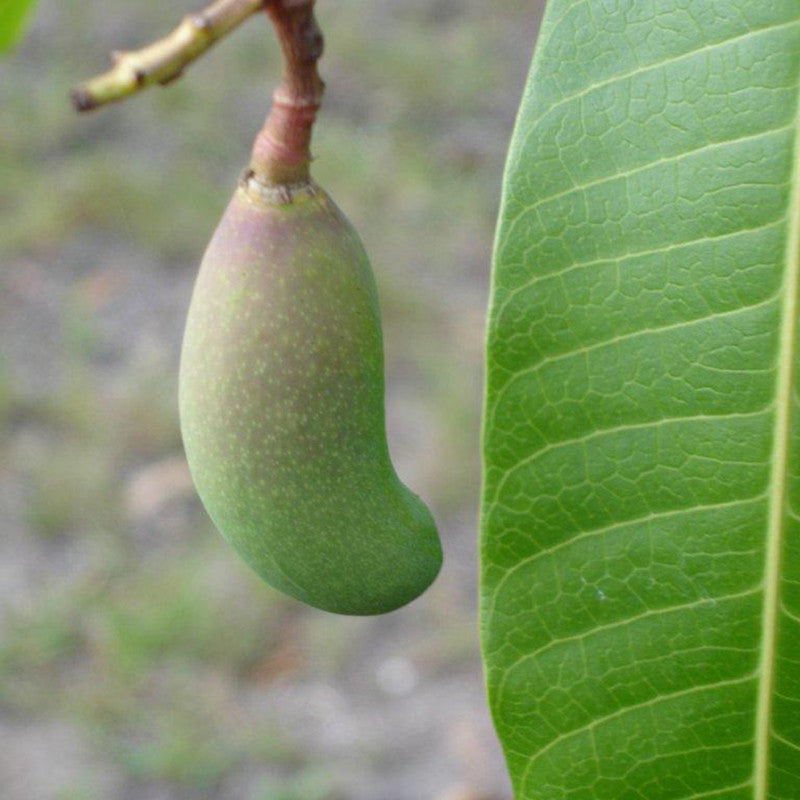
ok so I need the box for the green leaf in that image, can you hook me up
[0,0,38,52]
[480,2,800,798]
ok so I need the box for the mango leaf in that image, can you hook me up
[480,2,800,798]
[0,0,38,52]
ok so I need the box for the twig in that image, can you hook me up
[71,0,268,112]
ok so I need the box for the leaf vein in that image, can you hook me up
[490,294,779,422]
[519,674,758,789]
[485,494,768,613]
[496,585,762,688]
[500,409,773,482]
[751,68,800,800]
[504,125,793,239]
[509,17,800,186]
[495,217,786,304]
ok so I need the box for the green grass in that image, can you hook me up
[254,768,343,800]
[26,439,121,538]
[0,546,306,787]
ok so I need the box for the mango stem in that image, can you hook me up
[248,0,325,188]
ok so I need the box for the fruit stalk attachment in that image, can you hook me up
[247,0,324,187]
[71,0,268,112]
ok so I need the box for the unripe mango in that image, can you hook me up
[179,177,442,615]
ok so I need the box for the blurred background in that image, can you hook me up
[0,1,542,797]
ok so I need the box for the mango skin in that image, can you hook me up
[179,182,442,615]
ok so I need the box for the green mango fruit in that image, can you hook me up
[179,177,443,615]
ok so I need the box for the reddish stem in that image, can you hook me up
[249,0,325,187]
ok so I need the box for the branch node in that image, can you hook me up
[189,13,213,33]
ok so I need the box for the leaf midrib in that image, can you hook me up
[753,79,800,800]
